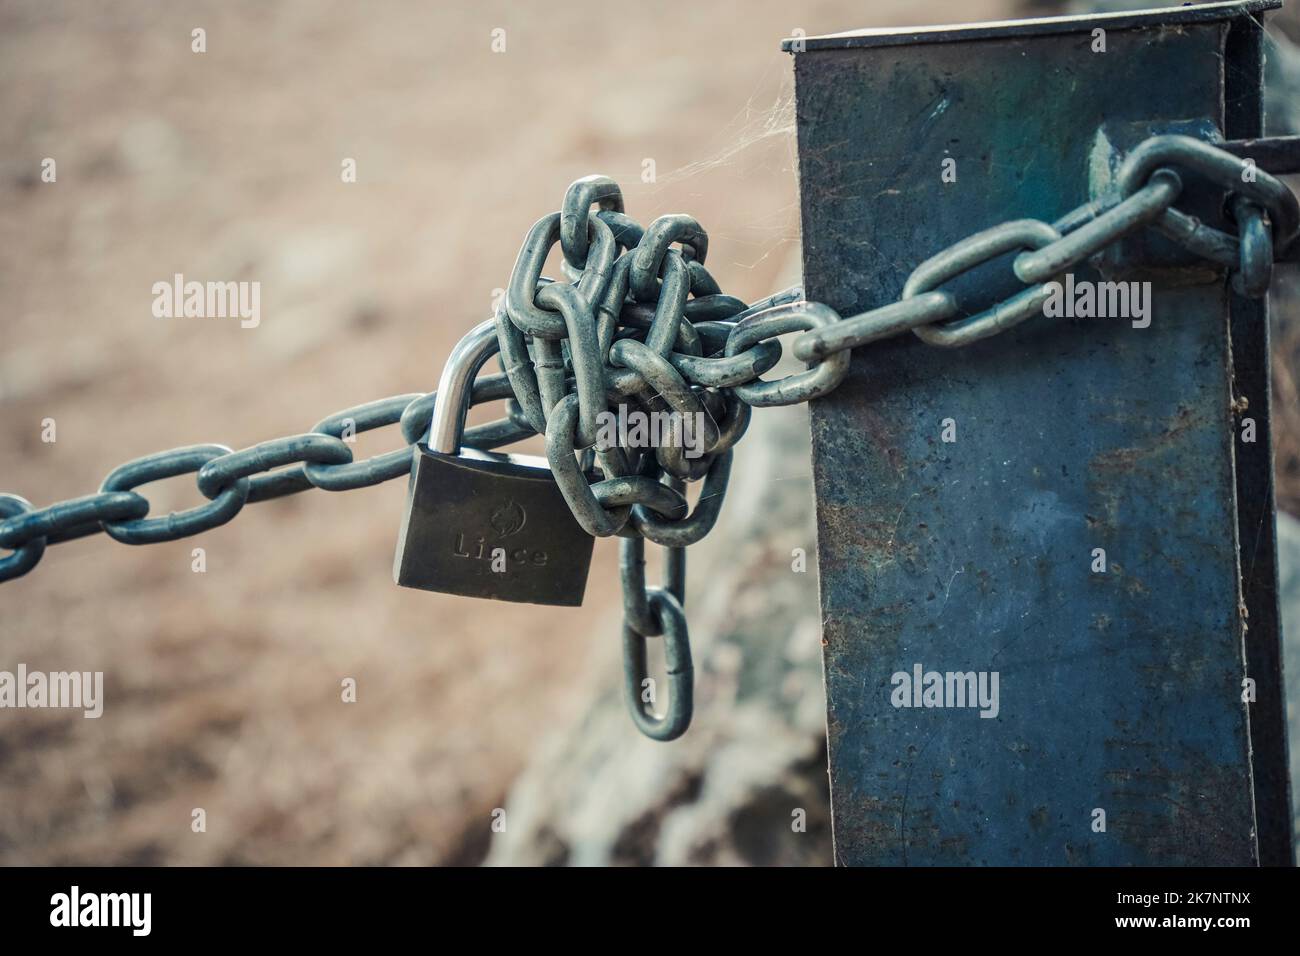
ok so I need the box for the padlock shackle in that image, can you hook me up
[429,317,500,454]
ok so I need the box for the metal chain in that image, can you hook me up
[2,134,1295,743]
[0,377,527,570]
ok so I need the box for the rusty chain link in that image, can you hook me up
[2,133,1296,741]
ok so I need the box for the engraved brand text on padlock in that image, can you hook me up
[393,318,594,605]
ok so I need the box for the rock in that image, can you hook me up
[1277,510,1300,854]
[485,397,834,866]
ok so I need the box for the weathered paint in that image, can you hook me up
[790,1,1291,865]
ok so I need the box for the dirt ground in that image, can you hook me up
[1,0,1296,866]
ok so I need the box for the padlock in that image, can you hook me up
[393,318,594,605]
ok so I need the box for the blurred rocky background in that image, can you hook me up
[1,0,1298,866]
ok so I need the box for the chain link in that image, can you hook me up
[0,388,525,560]
[2,133,1295,742]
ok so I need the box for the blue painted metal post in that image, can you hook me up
[789,1,1292,865]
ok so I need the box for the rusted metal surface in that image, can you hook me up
[1222,135,1300,175]
[792,2,1290,865]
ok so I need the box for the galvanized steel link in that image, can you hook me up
[725,301,850,405]
[560,174,624,268]
[906,219,1064,348]
[622,587,694,742]
[100,445,251,546]
[0,490,149,551]
[0,494,47,580]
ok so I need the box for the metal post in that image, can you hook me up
[789,0,1292,865]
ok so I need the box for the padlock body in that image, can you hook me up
[394,444,593,606]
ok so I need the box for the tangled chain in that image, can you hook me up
[2,134,1295,741]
